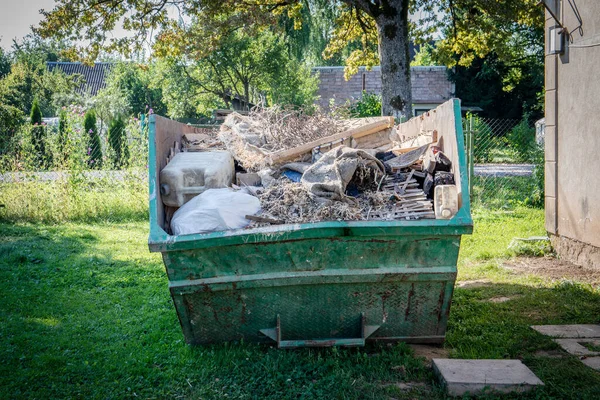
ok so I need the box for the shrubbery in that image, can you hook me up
[84,110,102,168]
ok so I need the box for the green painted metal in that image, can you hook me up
[149,99,472,347]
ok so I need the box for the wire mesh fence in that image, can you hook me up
[463,115,544,210]
[0,108,545,223]
[0,107,152,223]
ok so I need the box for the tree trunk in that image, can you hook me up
[374,0,412,119]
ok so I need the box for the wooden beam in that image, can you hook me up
[269,117,394,165]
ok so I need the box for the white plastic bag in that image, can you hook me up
[170,188,261,235]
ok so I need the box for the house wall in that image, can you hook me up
[313,66,454,113]
[545,0,600,267]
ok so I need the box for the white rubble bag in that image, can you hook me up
[170,188,261,235]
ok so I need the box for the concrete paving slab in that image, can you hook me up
[531,324,600,338]
[554,338,600,356]
[432,359,543,397]
[581,357,600,371]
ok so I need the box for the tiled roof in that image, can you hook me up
[46,62,113,96]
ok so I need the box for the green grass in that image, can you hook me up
[1,205,599,398]
[0,173,147,224]
[470,176,542,209]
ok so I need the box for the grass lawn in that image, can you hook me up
[1,206,599,399]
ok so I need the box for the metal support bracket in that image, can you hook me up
[260,313,381,349]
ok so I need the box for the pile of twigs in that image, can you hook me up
[254,178,393,225]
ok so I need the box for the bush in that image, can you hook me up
[526,143,545,207]
[84,110,102,169]
[0,104,24,155]
[30,98,48,168]
[468,114,496,163]
[108,116,128,168]
[349,92,382,117]
[505,116,536,162]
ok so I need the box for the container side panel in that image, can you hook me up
[163,236,461,281]
[170,270,455,345]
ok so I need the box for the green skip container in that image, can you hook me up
[148,99,473,348]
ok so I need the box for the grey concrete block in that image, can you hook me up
[432,359,544,397]
[554,338,600,356]
[531,324,600,338]
[581,357,600,371]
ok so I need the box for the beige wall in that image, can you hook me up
[545,0,600,249]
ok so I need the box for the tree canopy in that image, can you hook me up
[34,0,544,117]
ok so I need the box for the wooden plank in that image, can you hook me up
[269,117,394,164]
[394,129,438,150]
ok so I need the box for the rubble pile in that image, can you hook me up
[158,107,460,235]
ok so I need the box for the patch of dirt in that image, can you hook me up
[503,256,600,285]
[485,295,520,303]
[383,381,427,391]
[456,279,492,289]
[409,344,450,367]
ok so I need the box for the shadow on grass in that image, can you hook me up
[447,282,600,399]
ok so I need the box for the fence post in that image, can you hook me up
[468,115,474,196]
[140,113,146,136]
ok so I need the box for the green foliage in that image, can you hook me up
[29,98,49,168]
[349,92,382,117]
[154,30,318,117]
[468,114,495,163]
[11,34,71,65]
[97,62,166,118]
[30,98,42,125]
[56,110,69,165]
[0,46,10,79]
[280,1,342,66]
[411,0,543,69]
[1,104,147,175]
[450,53,544,120]
[528,143,545,207]
[266,57,320,109]
[84,110,102,169]
[411,43,436,67]
[0,104,24,154]
[505,115,536,162]
[0,57,81,118]
[108,116,129,168]
[508,237,553,257]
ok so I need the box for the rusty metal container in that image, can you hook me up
[148,99,472,347]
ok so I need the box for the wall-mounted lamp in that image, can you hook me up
[540,1,566,55]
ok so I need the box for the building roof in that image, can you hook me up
[46,62,113,96]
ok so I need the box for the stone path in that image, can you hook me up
[531,324,600,372]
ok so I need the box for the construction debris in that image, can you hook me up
[161,105,460,233]
[182,132,224,150]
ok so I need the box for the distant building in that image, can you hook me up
[46,62,113,96]
[544,0,600,268]
[313,66,455,115]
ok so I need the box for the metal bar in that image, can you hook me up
[261,312,380,349]
[278,338,366,349]
[169,267,458,294]
[468,115,475,196]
